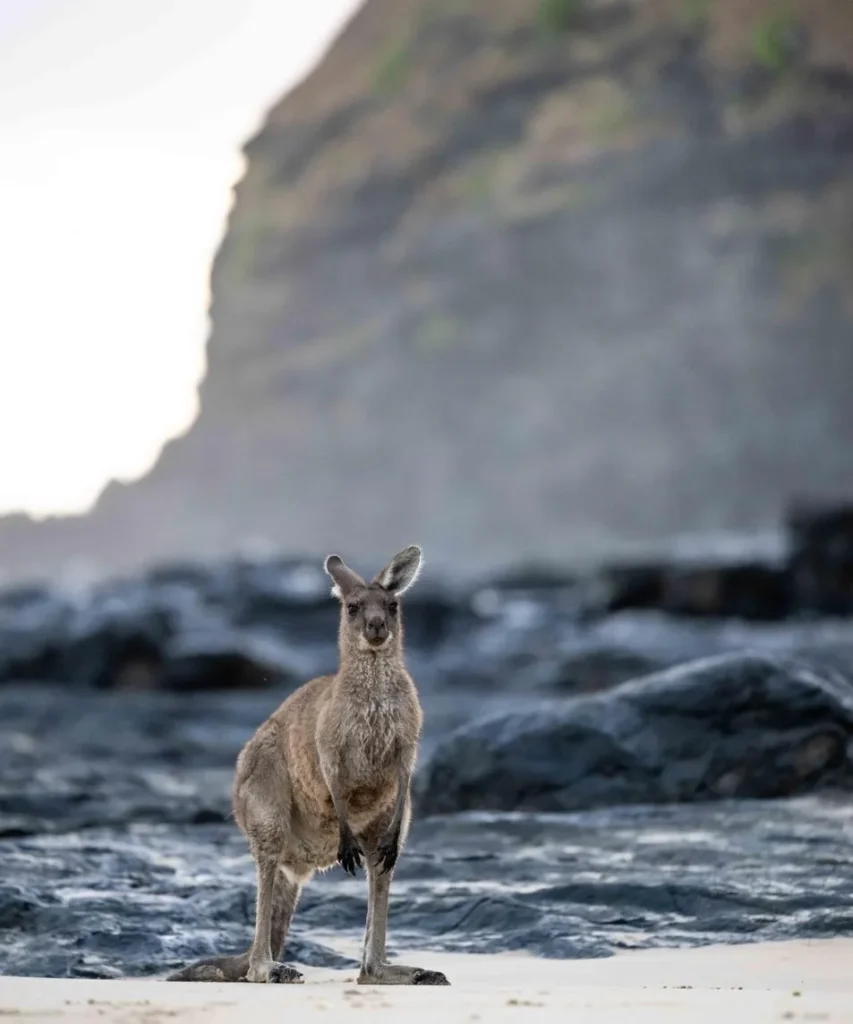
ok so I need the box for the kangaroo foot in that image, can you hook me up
[246,960,304,984]
[358,963,449,986]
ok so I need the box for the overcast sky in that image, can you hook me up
[0,0,359,516]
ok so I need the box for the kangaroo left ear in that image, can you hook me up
[372,545,423,595]
[324,554,366,600]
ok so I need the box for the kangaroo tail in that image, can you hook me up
[166,951,250,982]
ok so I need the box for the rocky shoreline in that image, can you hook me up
[1,505,853,978]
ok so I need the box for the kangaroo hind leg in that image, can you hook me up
[358,859,448,986]
[238,755,304,985]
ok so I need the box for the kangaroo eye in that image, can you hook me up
[388,601,398,615]
[347,603,359,617]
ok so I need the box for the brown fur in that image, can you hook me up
[167,546,449,986]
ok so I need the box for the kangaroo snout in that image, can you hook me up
[365,615,389,645]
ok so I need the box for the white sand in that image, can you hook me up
[2,939,852,1022]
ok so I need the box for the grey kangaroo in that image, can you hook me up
[168,545,449,986]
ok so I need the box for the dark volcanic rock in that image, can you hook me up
[5,547,853,979]
[0,558,460,692]
[0,687,271,836]
[789,501,853,615]
[3,647,853,977]
[4,513,853,698]
[0,567,327,692]
[2,799,853,976]
[414,652,853,816]
[0,683,559,838]
[428,593,853,699]
[595,557,792,621]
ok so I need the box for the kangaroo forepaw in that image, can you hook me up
[375,832,400,874]
[337,829,364,876]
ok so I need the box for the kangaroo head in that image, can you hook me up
[324,545,422,655]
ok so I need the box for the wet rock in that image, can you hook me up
[427,603,853,701]
[592,556,792,621]
[5,534,853,981]
[0,588,72,683]
[0,683,554,837]
[61,579,307,693]
[0,574,321,692]
[0,557,457,692]
[3,799,853,975]
[217,556,459,650]
[414,652,853,816]
[788,501,853,614]
[161,629,307,692]
[0,687,265,836]
[0,511,852,695]
[3,664,853,977]
[0,884,49,930]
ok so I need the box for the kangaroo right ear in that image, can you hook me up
[324,555,366,600]
[373,545,423,595]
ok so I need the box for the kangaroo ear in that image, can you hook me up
[373,545,423,595]
[324,555,366,600]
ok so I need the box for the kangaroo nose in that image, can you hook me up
[367,615,384,632]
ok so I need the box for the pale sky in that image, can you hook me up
[0,0,359,517]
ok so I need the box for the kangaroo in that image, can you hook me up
[167,545,449,986]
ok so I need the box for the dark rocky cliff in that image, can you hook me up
[3,0,853,583]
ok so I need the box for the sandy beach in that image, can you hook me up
[2,938,852,1023]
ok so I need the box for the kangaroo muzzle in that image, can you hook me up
[365,615,389,646]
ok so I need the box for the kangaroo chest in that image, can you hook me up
[339,666,413,783]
